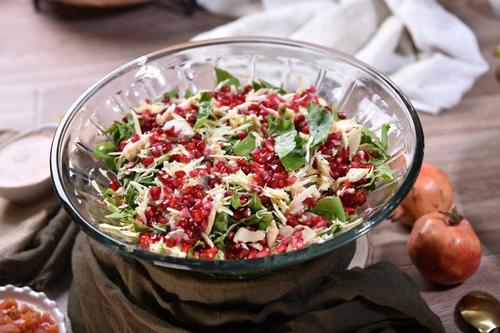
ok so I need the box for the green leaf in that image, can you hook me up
[233,132,257,157]
[230,192,241,209]
[106,116,136,147]
[274,130,297,159]
[360,123,391,159]
[163,87,179,100]
[380,123,390,152]
[252,79,286,94]
[91,141,116,168]
[212,232,227,250]
[125,184,138,205]
[312,196,346,222]
[331,104,340,122]
[187,240,205,258]
[248,194,263,212]
[213,212,229,233]
[280,136,307,172]
[215,67,240,87]
[362,163,393,189]
[132,221,152,232]
[243,210,273,230]
[183,89,193,99]
[194,92,213,131]
[307,102,332,149]
[267,112,294,137]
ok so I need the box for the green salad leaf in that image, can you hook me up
[248,194,263,212]
[183,89,193,99]
[187,240,205,258]
[106,116,136,146]
[244,210,273,230]
[193,92,212,131]
[307,102,332,149]
[233,132,257,157]
[215,67,240,88]
[361,123,391,159]
[312,196,347,222]
[362,163,393,189]
[163,87,179,100]
[230,192,241,209]
[252,79,285,94]
[91,141,116,168]
[280,136,307,172]
[213,212,230,233]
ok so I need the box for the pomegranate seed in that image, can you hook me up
[130,133,140,142]
[142,157,154,166]
[149,186,161,200]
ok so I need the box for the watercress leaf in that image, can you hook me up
[213,212,229,233]
[362,163,393,189]
[230,192,241,209]
[274,129,297,159]
[125,184,138,205]
[307,102,332,149]
[280,136,307,172]
[244,210,273,230]
[91,141,116,168]
[252,79,286,94]
[106,116,135,146]
[360,124,391,158]
[132,221,152,233]
[163,87,179,100]
[215,67,240,87]
[312,196,346,222]
[233,132,257,157]
[248,194,263,212]
[267,112,293,137]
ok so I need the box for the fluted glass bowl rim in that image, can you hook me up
[50,37,424,273]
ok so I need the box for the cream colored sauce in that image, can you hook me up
[0,135,51,187]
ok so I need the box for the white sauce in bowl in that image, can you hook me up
[0,135,52,188]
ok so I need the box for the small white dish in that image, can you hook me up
[0,284,66,333]
[0,125,57,202]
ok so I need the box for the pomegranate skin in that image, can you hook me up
[402,163,454,222]
[408,211,481,285]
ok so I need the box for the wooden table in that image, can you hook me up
[1,1,499,331]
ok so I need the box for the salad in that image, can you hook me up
[91,68,393,260]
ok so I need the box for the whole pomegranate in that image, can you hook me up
[394,163,454,226]
[408,208,481,285]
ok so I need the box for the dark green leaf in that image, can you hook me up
[243,210,273,230]
[252,79,286,94]
[360,123,391,159]
[307,102,332,149]
[230,192,241,209]
[312,196,346,222]
[267,112,294,137]
[215,67,240,87]
[248,194,263,212]
[163,87,179,100]
[132,221,152,232]
[106,116,136,147]
[187,240,205,258]
[233,133,257,157]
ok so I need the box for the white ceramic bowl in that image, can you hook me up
[0,125,57,202]
[0,284,66,333]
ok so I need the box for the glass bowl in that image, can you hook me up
[50,37,424,276]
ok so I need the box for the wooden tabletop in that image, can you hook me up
[1,1,499,332]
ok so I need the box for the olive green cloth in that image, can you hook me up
[0,201,79,290]
[68,234,444,333]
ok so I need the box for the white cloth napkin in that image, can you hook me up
[193,0,488,114]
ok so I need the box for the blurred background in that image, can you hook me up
[1,0,499,131]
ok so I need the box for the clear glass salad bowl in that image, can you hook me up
[51,38,423,276]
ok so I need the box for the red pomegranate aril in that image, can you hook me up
[175,170,186,178]
[149,186,161,200]
[142,157,154,166]
[108,180,120,191]
[130,133,140,142]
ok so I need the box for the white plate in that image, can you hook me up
[0,285,66,333]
